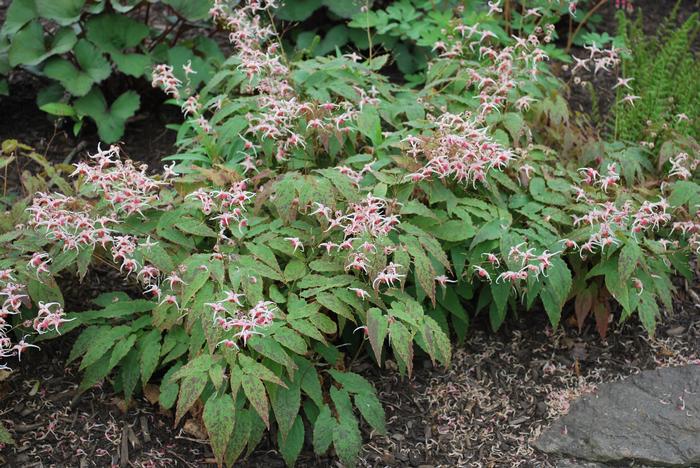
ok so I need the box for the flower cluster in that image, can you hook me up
[403,114,516,187]
[469,244,561,286]
[209,294,276,348]
[0,270,72,370]
[186,183,255,238]
[668,152,698,180]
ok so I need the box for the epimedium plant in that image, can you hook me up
[0,0,223,142]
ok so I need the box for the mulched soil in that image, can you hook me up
[1,274,698,467]
[1,0,700,467]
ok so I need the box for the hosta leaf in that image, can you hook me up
[140,330,162,388]
[277,415,304,467]
[203,392,235,466]
[242,374,270,429]
[313,404,336,454]
[354,391,386,435]
[366,308,388,364]
[175,373,208,425]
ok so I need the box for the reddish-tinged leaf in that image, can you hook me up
[203,393,235,467]
[574,286,595,332]
[366,308,388,365]
[241,374,270,429]
[174,373,207,426]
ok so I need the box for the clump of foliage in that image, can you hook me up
[1,0,699,466]
[0,0,222,142]
[613,6,700,144]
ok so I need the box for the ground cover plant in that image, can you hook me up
[0,0,699,466]
[0,0,222,142]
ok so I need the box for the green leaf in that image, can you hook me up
[39,101,76,117]
[1,0,38,36]
[331,388,362,468]
[162,0,213,20]
[242,374,270,429]
[420,316,451,367]
[539,257,572,328]
[275,0,322,21]
[79,325,131,370]
[432,220,476,242]
[405,236,435,304]
[637,291,658,336]
[111,51,150,77]
[0,421,14,445]
[42,40,111,97]
[109,334,137,368]
[366,308,388,364]
[289,319,326,343]
[85,13,149,55]
[388,321,413,376]
[328,370,375,395]
[159,363,182,409]
[470,218,509,249]
[225,408,251,465]
[239,354,285,387]
[316,292,356,322]
[357,105,382,145]
[175,373,208,425]
[140,330,162,388]
[176,217,219,238]
[120,348,140,402]
[618,241,642,281]
[203,392,236,466]
[354,391,386,435]
[313,404,336,454]
[170,353,214,381]
[273,327,308,354]
[278,415,304,467]
[269,378,300,443]
[78,352,112,392]
[73,88,140,143]
[9,22,77,67]
[284,259,307,282]
[36,0,86,26]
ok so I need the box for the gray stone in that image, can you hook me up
[534,365,700,467]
